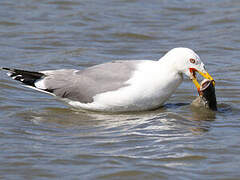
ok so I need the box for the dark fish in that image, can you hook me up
[191,79,217,111]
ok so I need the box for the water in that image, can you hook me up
[0,0,240,179]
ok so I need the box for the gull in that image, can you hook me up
[1,47,215,112]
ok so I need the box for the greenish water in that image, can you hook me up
[0,0,240,179]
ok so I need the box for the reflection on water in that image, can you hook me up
[15,104,213,125]
[0,0,240,179]
[190,106,216,121]
[15,103,217,139]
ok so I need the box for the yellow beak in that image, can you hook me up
[189,68,215,93]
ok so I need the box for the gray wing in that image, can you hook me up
[39,61,142,103]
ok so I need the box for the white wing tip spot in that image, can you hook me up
[34,79,46,89]
[7,72,12,77]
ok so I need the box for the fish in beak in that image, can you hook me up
[189,68,215,93]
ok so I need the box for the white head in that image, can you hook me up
[162,47,215,92]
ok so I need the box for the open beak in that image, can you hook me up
[189,68,215,93]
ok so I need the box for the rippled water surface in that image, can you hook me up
[0,0,240,179]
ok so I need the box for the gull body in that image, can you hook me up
[2,47,214,112]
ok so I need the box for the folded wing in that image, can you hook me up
[2,61,140,103]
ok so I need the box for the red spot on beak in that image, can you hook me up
[197,87,200,95]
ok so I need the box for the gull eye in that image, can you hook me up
[189,58,196,64]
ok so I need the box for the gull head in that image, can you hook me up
[163,47,215,93]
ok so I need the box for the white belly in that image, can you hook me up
[66,64,183,112]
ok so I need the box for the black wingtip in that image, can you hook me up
[1,67,11,71]
[1,67,45,86]
[1,67,14,77]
